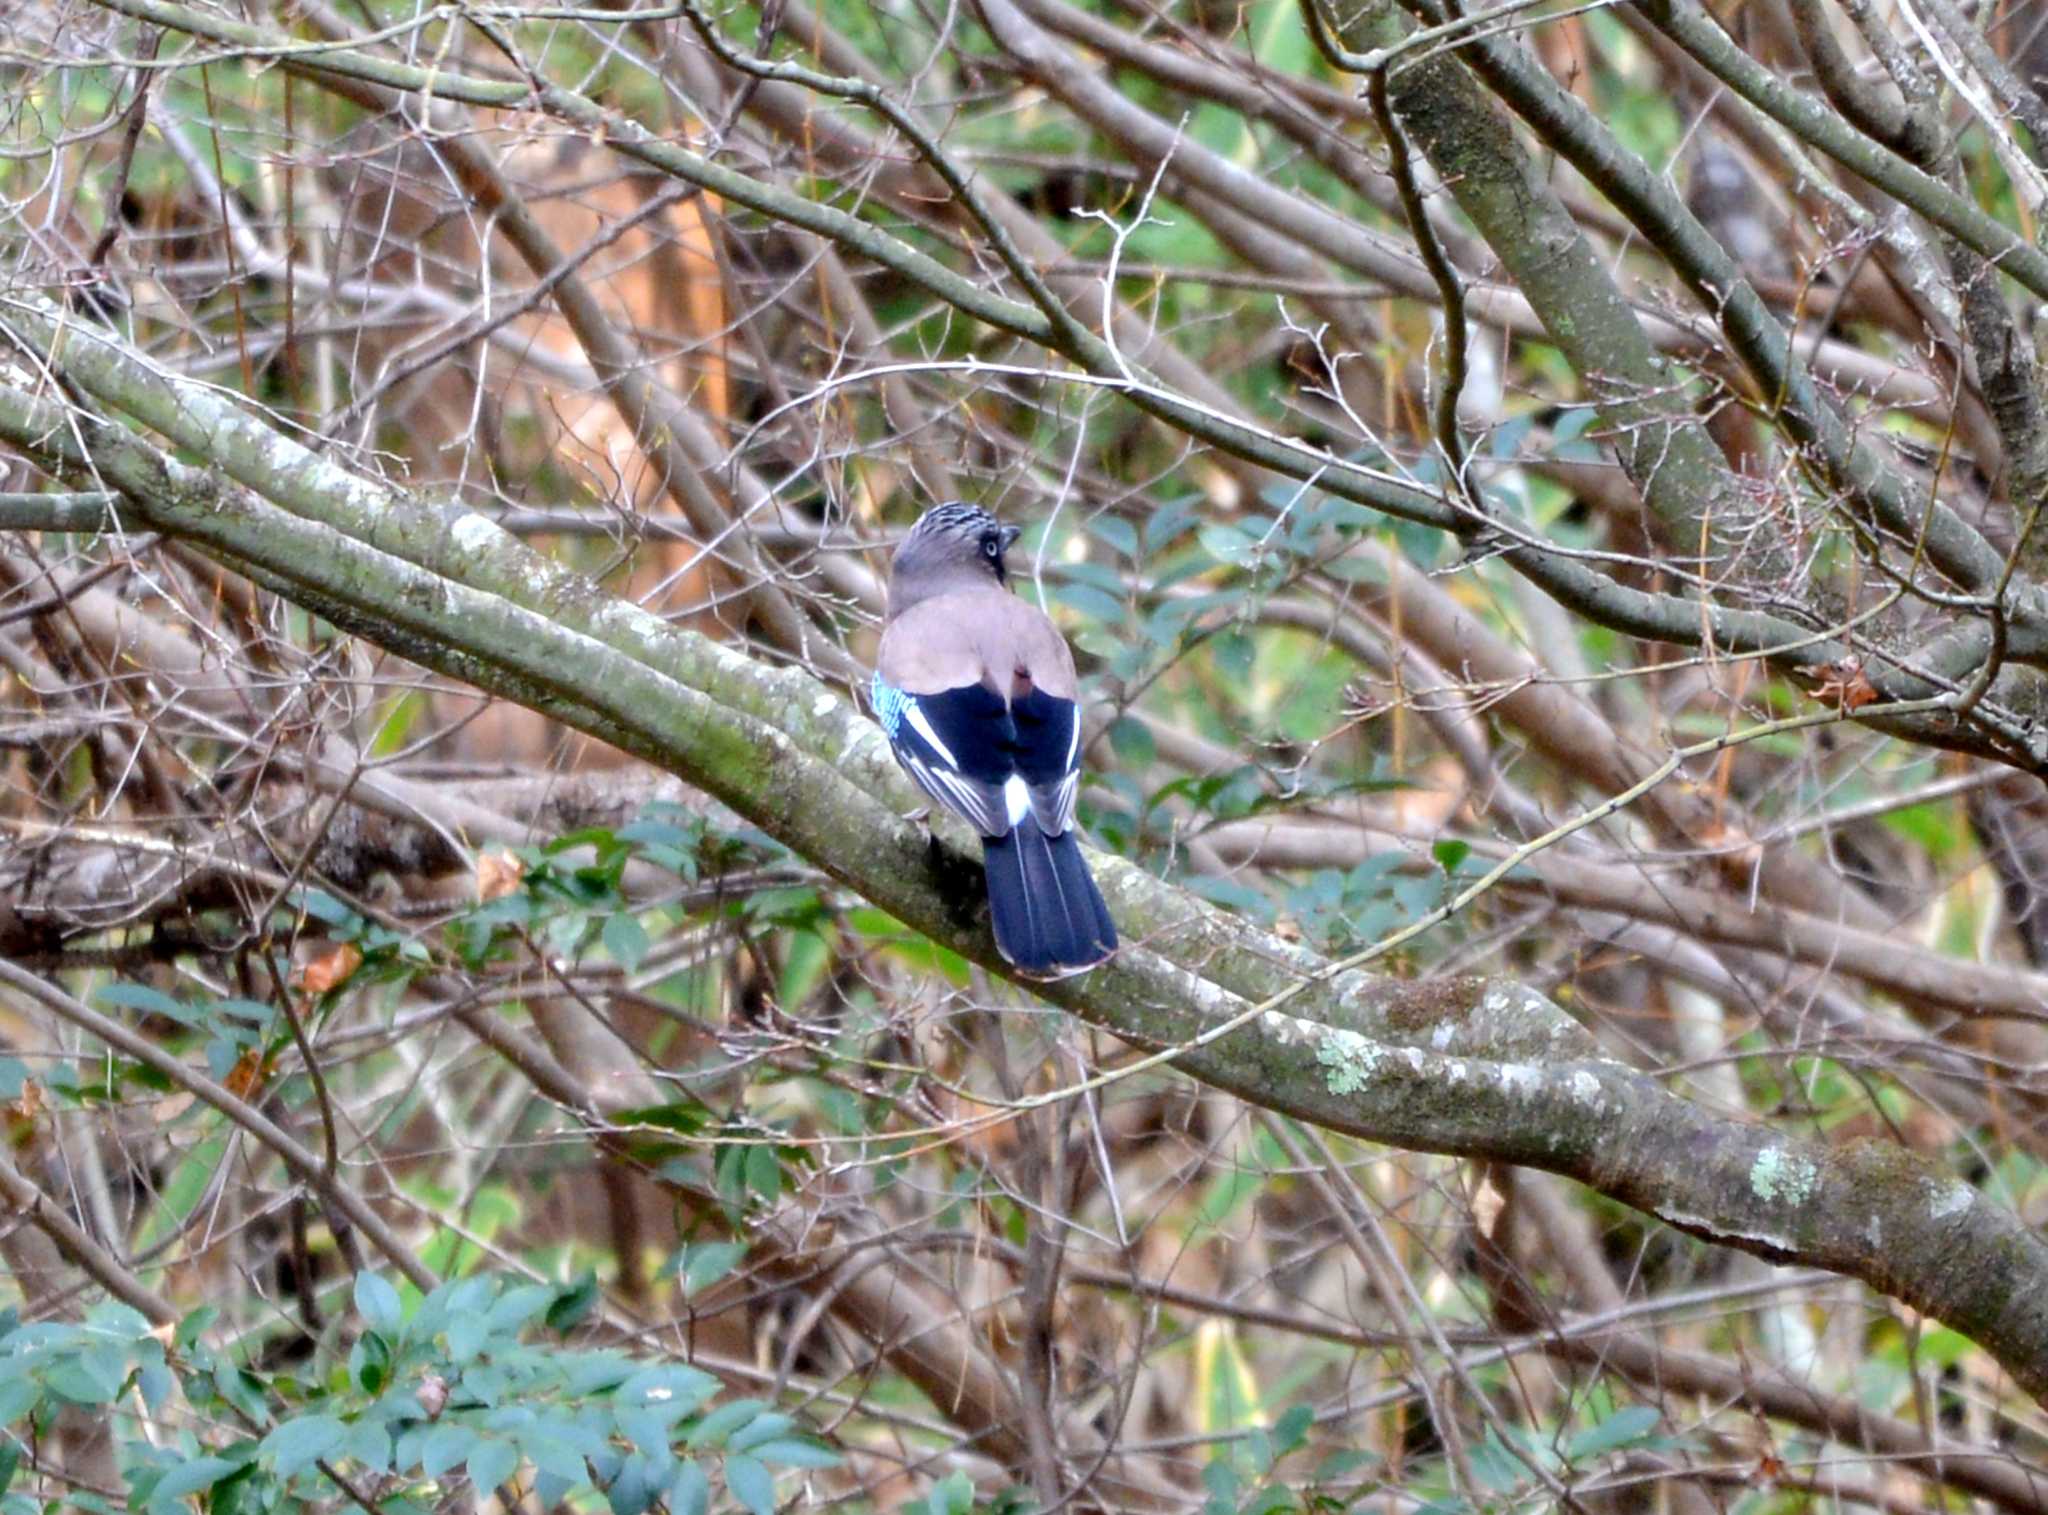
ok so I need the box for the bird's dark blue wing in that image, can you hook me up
[872,676,1086,839]
[872,673,1015,837]
[1010,688,1082,835]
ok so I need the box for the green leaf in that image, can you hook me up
[1243,1487,1297,1515]
[137,1359,174,1414]
[1197,522,1261,567]
[743,1142,782,1206]
[607,1451,658,1515]
[613,1100,711,1137]
[1144,496,1203,551]
[485,1284,555,1333]
[146,1456,237,1511]
[47,1347,126,1405]
[1048,581,1126,626]
[214,998,276,1029]
[1201,1459,1239,1504]
[723,1452,776,1515]
[0,1376,35,1425]
[1431,839,1471,873]
[928,1469,976,1515]
[1182,874,1274,919]
[1469,1431,1527,1492]
[747,1439,841,1469]
[343,1418,392,1474]
[726,1413,794,1453]
[617,817,695,848]
[294,889,360,926]
[1272,1402,1313,1455]
[617,1364,718,1420]
[1567,1405,1661,1461]
[676,1241,748,1296]
[1087,515,1137,558]
[467,1438,519,1496]
[686,1399,764,1449]
[562,1353,634,1395]
[1313,1447,1375,1481]
[670,1459,710,1515]
[175,1306,217,1352]
[354,1272,402,1335]
[617,1408,670,1456]
[1211,630,1255,686]
[93,984,196,1023]
[262,1413,346,1479]
[448,1312,490,1363]
[1107,717,1155,767]
[211,1363,269,1422]
[421,1422,477,1480]
[603,912,650,971]
[518,1432,591,1485]
[546,1272,600,1332]
[349,1330,391,1394]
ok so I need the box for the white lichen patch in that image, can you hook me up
[1570,1069,1602,1107]
[811,693,839,719]
[1749,1146,1820,1208]
[1927,1180,1974,1219]
[451,511,511,555]
[701,638,758,675]
[588,601,672,650]
[1498,1063,1543,1097]
[1431,1022,1455,1051]
[1315,1027,1384,1096]
[1479,984,1524,1021]
[1186,976,1236,1016]
[1269,1011,1335,1048]
[1261,1010,1310,1047]
[617,601,675,637]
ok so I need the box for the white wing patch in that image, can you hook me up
[904,701,959,767]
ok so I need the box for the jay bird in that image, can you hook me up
[871,503,1118,976]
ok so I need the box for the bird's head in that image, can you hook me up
[889,502,1022,611]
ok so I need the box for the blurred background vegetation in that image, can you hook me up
[5,0,2048,1510]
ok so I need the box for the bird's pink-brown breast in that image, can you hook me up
[877,590,1078,701]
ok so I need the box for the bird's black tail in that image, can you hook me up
[981,821,1118,975]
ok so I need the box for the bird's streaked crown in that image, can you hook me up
[889,501,1022,612]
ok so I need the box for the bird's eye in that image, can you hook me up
[983,538,999,556]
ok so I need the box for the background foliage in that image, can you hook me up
[5,0,2048,1510]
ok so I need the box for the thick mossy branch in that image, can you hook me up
[5,369,2048,1404]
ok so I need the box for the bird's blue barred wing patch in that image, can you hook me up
[871,672,910,740]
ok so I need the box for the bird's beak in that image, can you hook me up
[1000,525,1022,550]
